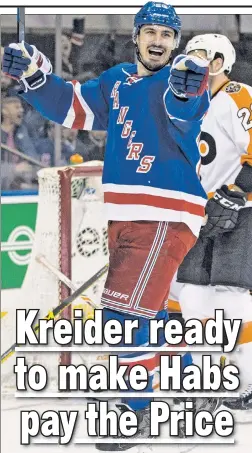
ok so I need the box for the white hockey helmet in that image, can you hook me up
[185,34,236,76]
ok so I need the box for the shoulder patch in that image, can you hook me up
[225,82,241,93]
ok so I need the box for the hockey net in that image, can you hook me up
[1,161,108,398]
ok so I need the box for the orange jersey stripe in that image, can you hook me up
[224,85,252,161]
[208,187,252,202]
[237,320,252,346]
[192,318,252,347]
[167,299,181,313]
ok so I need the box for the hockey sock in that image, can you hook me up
[102,307,156,411]
[154,310,193,386]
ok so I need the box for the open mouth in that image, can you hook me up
[16,114,23,122]
[148,47,165,57]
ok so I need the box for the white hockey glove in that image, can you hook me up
[2,41,52,92]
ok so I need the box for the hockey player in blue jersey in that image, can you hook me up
[3,2,210,450]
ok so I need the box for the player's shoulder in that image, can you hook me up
[98,63,137,94]
[103,63,137,80]
[220,80,252,105]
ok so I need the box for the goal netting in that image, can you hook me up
[1,161,108,398]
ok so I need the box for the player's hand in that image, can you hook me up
[2,41,52,92]
[169,54,209,98]
[200,185,246,237]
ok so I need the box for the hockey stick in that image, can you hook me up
[17,7,25,42]
[36,254,101,309]
[1,263,108,364]
[1,143,46,168]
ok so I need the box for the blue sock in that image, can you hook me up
[103,308,170,411]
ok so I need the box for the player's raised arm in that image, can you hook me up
[2,42,108,130]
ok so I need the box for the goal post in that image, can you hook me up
[57,164,104,366]
[1,161,108,396]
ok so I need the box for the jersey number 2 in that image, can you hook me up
[238,105,252,131]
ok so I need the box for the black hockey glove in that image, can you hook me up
[200,185,246,238]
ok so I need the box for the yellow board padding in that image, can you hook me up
[1,312,8,319]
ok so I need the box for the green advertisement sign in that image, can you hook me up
[1,196,38,289]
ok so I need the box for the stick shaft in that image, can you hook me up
[1,263,108,364]
[17,7,25,42]
[36,254,101,309]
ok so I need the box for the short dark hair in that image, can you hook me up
[214,52,224,61]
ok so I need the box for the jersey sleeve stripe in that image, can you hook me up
[62,82,76,128]
[62,80,94,130]
[71,80,86,129]
[75,81,95,129]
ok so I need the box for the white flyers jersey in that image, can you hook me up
[199,81,252,207]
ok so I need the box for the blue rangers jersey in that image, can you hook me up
[22,63,210,236]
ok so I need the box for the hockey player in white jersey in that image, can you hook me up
[176,33,252,421]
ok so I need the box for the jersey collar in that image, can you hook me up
[211,80,230,99]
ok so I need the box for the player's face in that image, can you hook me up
[61,34,72,59]
[137,25,175,72]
